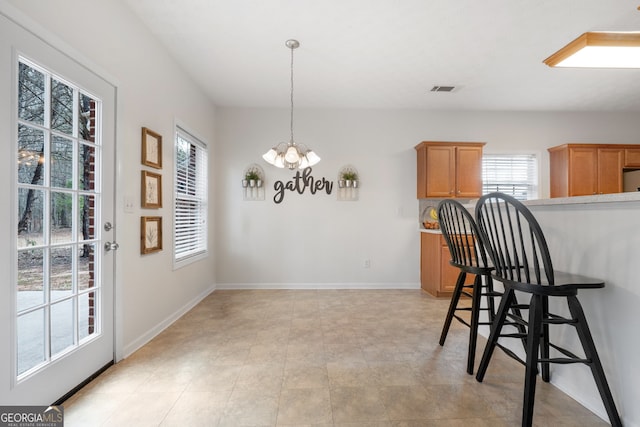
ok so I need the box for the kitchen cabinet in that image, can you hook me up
[420,231,475,297]
[549,144,625,197]
[415,141,485,199]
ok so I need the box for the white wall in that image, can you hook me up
[215,108,640,287]
[5,0,217,357]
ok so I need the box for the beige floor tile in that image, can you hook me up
[101,391,181,427]
[185,364,243,392]
[61,290,612,427]
[64,391,131,427]
[159,391,227,427]
[219,387,280,426]
[330,386,389,423]
[378,385,439,421]
[277,387,333,425]
[235,362,285,395]
[327,361,381,388]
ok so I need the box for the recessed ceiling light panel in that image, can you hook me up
[544,32,640,68]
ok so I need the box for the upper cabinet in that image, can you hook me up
[548,143,640,197]
[415,141,485,199]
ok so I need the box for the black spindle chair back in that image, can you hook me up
[475,193,554,290]
[437,199,499,375]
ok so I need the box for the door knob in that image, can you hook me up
[104,241,119,251]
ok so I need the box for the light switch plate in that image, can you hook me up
[124,195,135,213]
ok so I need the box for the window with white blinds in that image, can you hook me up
[174,126,208,266]
[482,154,538,200]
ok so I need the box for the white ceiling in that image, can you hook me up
[123,0,640,111]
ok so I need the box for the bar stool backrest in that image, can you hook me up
[437,199,489,270]
[474,192,555,286]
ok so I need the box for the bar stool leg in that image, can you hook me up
[567,296,623,427]
[485,276,497,324]
[467,274,483,374]
[540,296,551,382]
[439,271,467,346]
[476,287,516,382]
[522,294,543,427]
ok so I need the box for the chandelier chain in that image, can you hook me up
[290,43,295,145]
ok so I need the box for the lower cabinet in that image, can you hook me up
[420,232,475,297]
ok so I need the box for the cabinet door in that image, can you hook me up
[420,232,441,295]
[625,148,640,167]
[416,144,427,198]
[597,148,623,194]
[426,145,455,197]
[569,147,598,196]
[440,245,461,293]
[456,146,483,198]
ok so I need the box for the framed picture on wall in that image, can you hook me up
[141,216,163,254]
[141,170,162,208]
[141,127,162,169]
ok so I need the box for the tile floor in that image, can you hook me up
[63,289,609,426]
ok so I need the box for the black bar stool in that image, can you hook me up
[474,192,622,427]
[437,199,501,375]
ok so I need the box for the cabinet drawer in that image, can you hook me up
[625,148,640,167]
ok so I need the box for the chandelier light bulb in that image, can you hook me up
[285,145,300,163]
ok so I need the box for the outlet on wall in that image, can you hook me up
[364,259,371,268]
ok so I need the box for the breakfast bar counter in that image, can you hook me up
[470,192,640,426]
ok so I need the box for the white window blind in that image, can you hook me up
[482,154,538,200]
[174,126,208,265]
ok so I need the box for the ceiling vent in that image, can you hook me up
[430,85,456,92]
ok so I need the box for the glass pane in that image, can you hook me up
[78,195,96,241]
[51,299,74,356]
[18,125,45,185]
[50,246,73,302]
[51,192,73,244]
[17,188,44,248]
[18,62,45,125]
[17,249,45,312]
[78,93,96,143]
[51,135,73,189]
[78,243,95,291]
[79,290,98,341]
[79,143,96,191]
[51,79,73,134]
[17,309,45,376]
[176,137,190,195]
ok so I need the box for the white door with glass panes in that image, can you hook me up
[0,13,116,404]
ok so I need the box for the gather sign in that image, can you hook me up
[273,167,333,204]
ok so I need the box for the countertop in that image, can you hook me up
[420,192,640,232]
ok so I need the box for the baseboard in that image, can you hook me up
[215,282,420,290]
[121,283,216,358]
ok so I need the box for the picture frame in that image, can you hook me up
[141,170,162,208]
[141,127,162,169]
[140,216,163,254]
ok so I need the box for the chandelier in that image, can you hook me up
[263,39,320,169]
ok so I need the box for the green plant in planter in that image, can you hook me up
[245,170,260,181]
[341,171,358,181]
